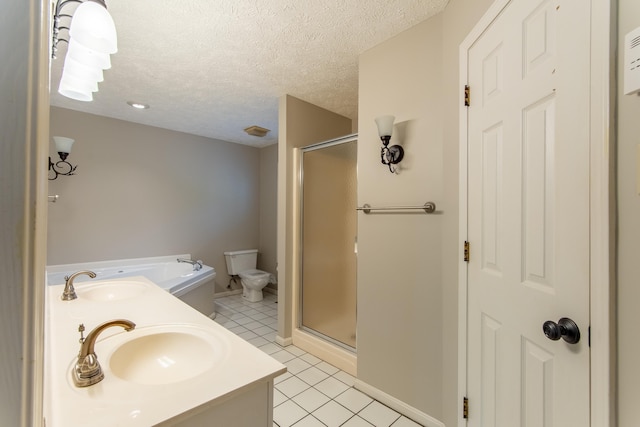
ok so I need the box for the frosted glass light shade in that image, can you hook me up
[68,38,111,70]
[69,1,117,54]
[64,56,104,83]
[58,76,94,102]
[61,67,99,92]
[58,86,93,102]
[53,136,75,154]
[375,115,395,137]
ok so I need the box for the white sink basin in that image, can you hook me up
[107,325,229,385]
[77,281,152,302]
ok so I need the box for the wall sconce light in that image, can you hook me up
[49,137,77,180]
[375,115,404,174]
[52,0,118,102]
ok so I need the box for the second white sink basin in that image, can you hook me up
[107,325,230,385]
[78,281,152,302]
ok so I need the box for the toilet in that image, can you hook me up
[224,249,270,302]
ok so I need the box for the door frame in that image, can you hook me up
[457,0,615,426]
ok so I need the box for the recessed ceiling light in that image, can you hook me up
[127,101,149,109]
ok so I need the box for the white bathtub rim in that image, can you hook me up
[46,253,192,280]
[166,268,215,297]
[46,254,215,297]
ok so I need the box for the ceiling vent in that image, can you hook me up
[244,125,270,137]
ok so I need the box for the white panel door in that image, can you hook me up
[465,0,591,425]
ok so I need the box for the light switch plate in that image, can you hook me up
[624,27,640,95]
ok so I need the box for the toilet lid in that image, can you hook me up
[238,269,269,279]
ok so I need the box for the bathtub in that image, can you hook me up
[46,254,216,315]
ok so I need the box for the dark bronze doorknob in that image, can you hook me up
[542,317,580,344]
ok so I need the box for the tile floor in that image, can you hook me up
[213,292,423,427]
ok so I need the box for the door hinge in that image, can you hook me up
[464,241,470,262]
[463,396,469,419]
[464,85,470,107]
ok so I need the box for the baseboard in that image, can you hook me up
[263,287,277,295]
[275,335,293,347]
[292,328,357,376]
[354,380,445,427]
[213,289,243,298]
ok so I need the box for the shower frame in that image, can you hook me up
[293,134,358,375]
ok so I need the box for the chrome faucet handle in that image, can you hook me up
[62,270,97,301]
[195,260,203,271]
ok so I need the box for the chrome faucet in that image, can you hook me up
[61,270,96,301]
[73,319,136,387]
[177,258,203,271]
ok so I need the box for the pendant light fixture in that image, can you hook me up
[52,0,118,102]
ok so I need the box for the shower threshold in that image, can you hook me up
[293,327,357,376]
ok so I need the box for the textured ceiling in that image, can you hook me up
[50,0,448,147]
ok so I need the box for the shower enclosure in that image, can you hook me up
[299,135,357,351]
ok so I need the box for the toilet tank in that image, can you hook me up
[223,249,258,275]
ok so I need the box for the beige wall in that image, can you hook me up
[358,14,445,420]
[259,144,278,281]
[277,95,352,341]
[357,0,492,423]
[48,107,265,297]
[617,0,640,424]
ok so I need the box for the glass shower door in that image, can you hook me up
[300,137,357,350]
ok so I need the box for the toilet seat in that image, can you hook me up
[238,269,269,280]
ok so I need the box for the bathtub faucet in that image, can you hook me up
[73,319,136,387]
[177,258,203,271]
[61,270,96,301]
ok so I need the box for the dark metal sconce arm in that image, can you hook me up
[49,155,77,181]
[380,136,404,174]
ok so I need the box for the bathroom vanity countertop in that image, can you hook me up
[45,276,286,427]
